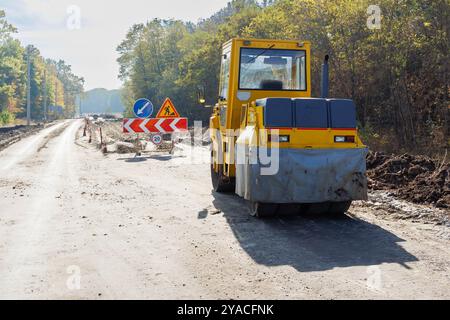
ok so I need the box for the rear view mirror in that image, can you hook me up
[264,57,287,65]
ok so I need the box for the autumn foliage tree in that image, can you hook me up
[0,10,84,124]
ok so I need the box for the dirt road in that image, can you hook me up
[0,120,449,299]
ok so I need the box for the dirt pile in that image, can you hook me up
[116,141,139,154]
[0,124,45,151]
[367,152,449,208]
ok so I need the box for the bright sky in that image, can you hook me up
[2,0,230,90]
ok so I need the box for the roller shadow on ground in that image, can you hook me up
[211,192,418,272]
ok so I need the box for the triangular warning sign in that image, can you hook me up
[156,98,180,118]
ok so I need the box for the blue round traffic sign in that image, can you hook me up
[133,98,153,119]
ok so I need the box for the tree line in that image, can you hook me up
[118,0,448,154]
[0,10,84,125]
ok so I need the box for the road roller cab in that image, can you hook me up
[207,38,368,217]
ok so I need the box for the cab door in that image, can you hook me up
[219,46,231,129]
[217,46,233,173]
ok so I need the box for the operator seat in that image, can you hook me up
[260,80,283,90]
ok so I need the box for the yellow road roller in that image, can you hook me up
[205,38,368,217]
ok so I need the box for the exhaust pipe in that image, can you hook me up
[321,55,329,98]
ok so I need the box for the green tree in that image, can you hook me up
[0,10,84,123]
[0,10,24,123]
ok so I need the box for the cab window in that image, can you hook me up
[219,49,231,100]
[239,48,306,91]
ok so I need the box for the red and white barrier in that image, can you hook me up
[123,118,188,134]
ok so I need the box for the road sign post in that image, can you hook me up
[123,98,188,154]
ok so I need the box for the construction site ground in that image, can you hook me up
[0,120,448,299]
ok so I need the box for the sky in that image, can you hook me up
[1,0,231,90]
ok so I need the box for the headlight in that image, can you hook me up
[334,136,355,143]
[268,135,290,143]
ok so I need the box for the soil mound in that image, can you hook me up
[367,152,449,208]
